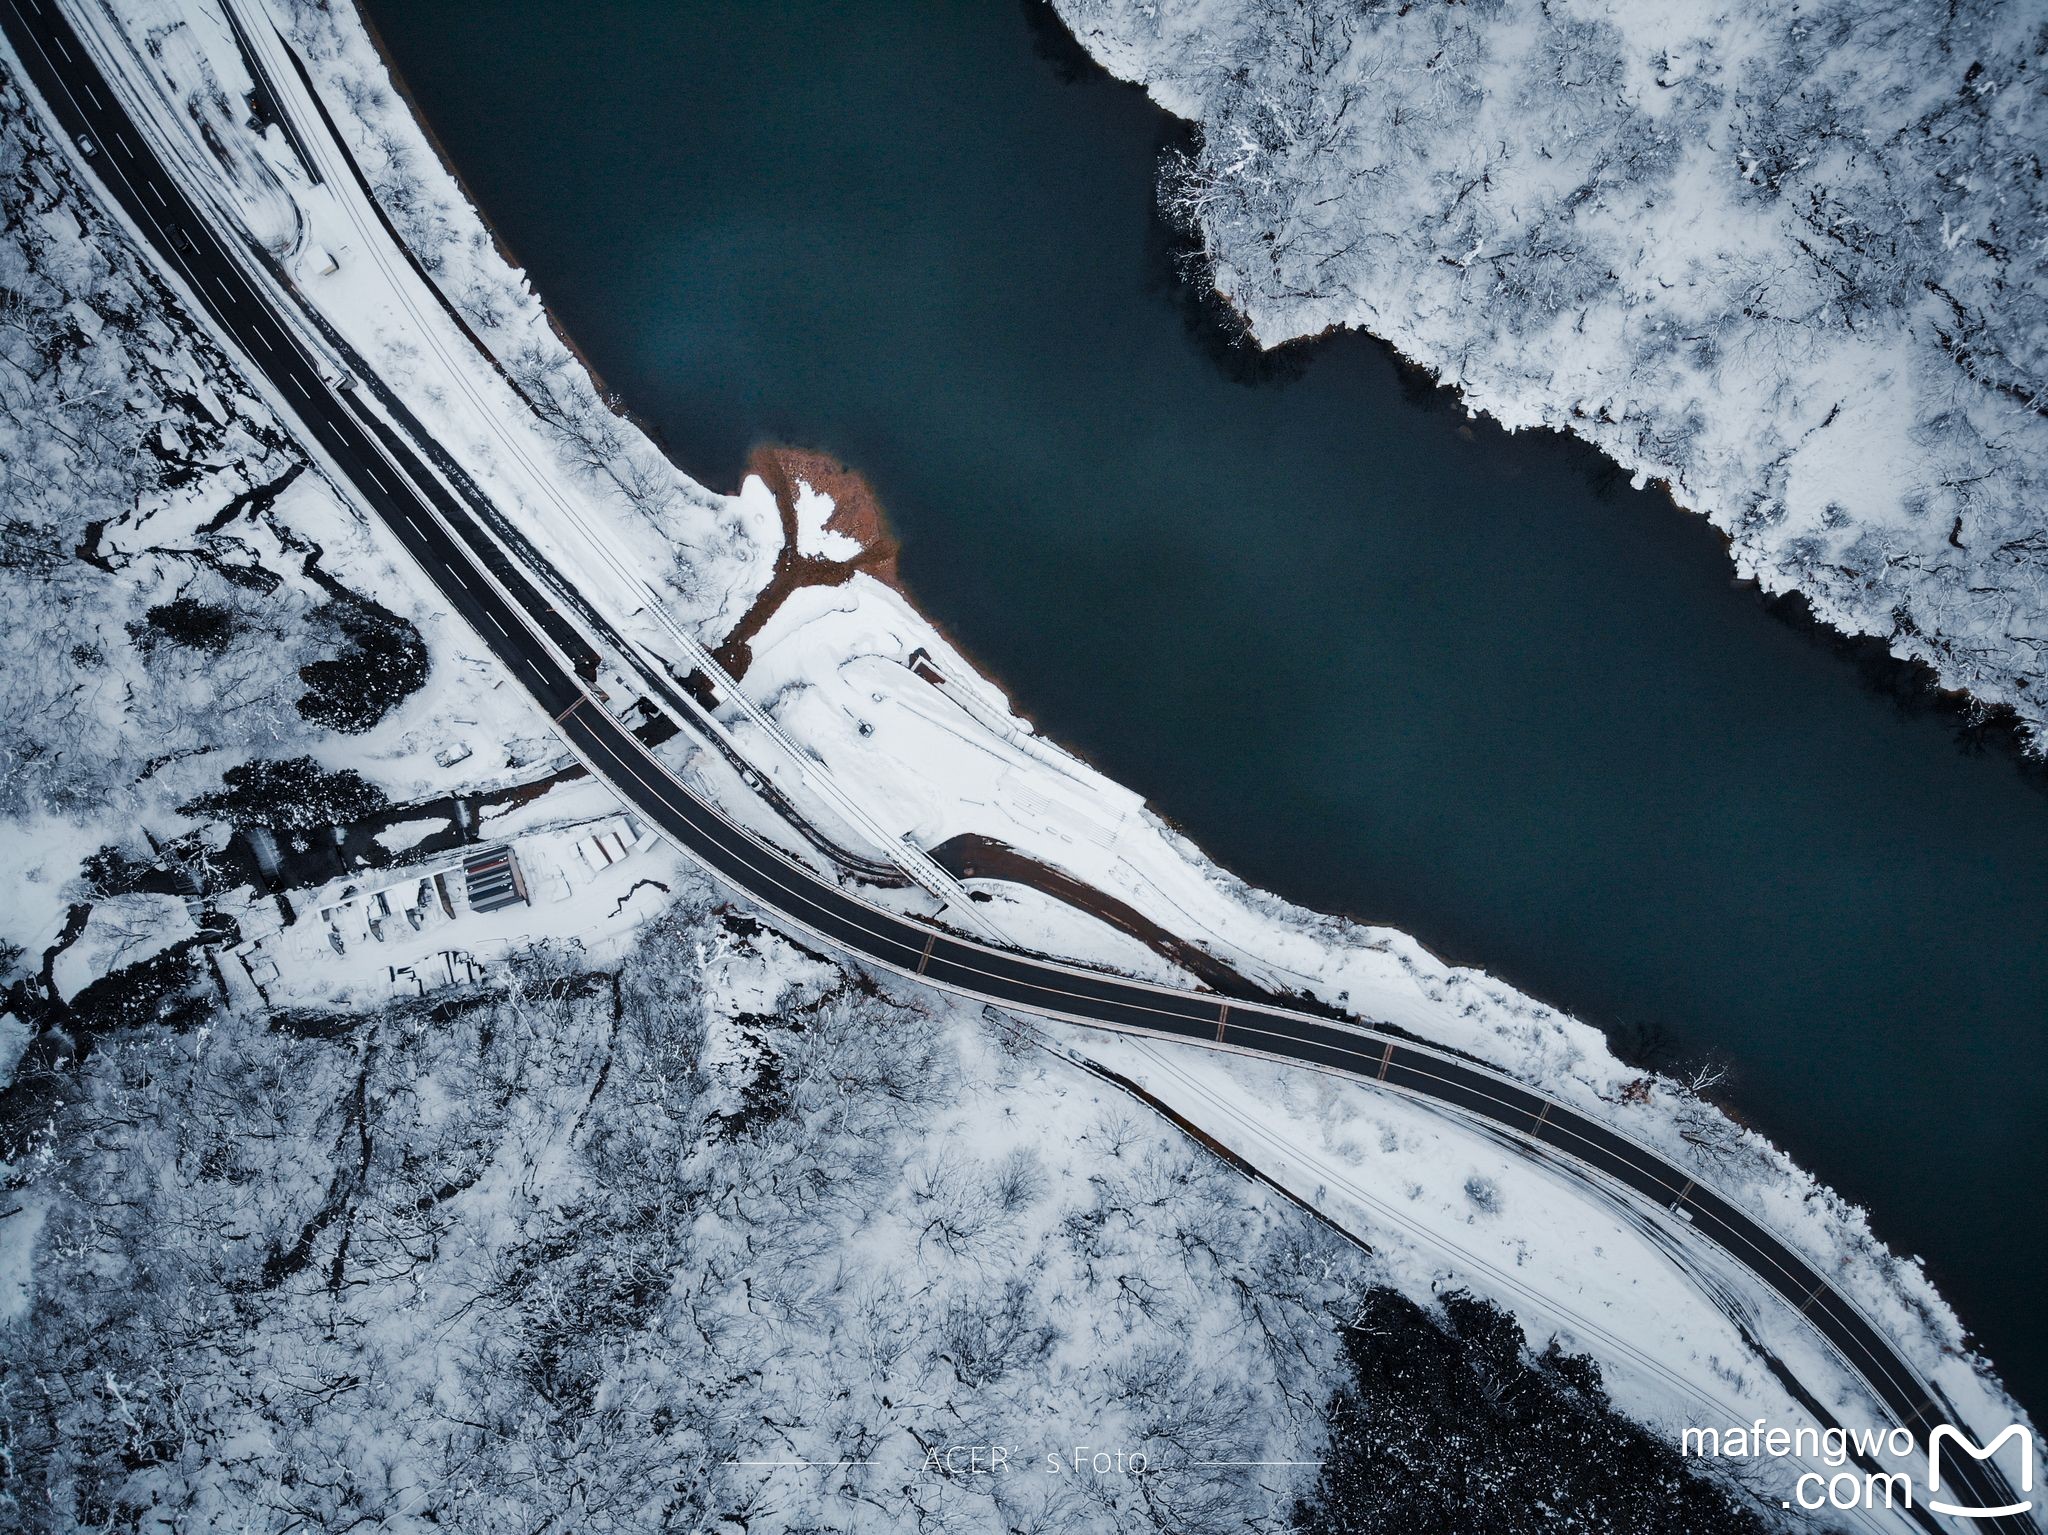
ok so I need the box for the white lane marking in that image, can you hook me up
[51,33,68,61]
[212,273,234,300]
[363,465,388,493]
[251,328,272,352]
[113,130,132,156]
[147,181,166,207]
[81,80,101,109]
[405,515,426,538]
[288,375,308,398]
[447,566,470,590]
[525,658,551,685]
[487,612,509,635]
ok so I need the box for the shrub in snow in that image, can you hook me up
[180,755,389,833]
[59,941,208,1039]
[1299,1287,1767,1532]
[1463,1174,1502,1216]
[130,597,241,655]
[295,591,428,733]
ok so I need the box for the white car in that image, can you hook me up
[75,133,97,158]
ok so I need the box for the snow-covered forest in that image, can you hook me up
[6,0,2039,1522]
[6,893,1325,1531]
[0,35,1789,1522]
[0,68,414,829]
[7,876,1775,1532]
[1055,0,2048,748]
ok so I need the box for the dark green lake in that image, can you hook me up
[363,0,2047,1404]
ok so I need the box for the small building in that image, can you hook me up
[462,845,528,914]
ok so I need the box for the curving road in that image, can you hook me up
[4,2,2034,1528]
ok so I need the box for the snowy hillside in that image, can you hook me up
[1054,0,2048,748]
[9,867,1796,1531]
[0,29,1791,1531]
[0,63,541,1005]
[2,0,2037,1525]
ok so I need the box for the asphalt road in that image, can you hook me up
[4,2,2033,1528]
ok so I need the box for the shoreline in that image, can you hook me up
[357,0,2045,791]
[341,0,2047,1181]
[711,443,903,677]
[326,0,2038,1396]
[346,0,1107,768]
[349,0,680,464]
[1155,149,2047,778]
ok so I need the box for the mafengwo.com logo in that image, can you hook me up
[1682,1418,2036,1520]
[1929,1426,2037,1521]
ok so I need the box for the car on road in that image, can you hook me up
[75,132,96,157]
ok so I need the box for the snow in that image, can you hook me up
[22,0,2032,1495]
[0,44,567,1029]
[1056,1024,1939,1530]
[234,784,679,1011]
[176,0,777,651]
[792,478,861,561]
[8,885,1357,1532]
[746,578,1146,860]
[50,893,195,1001]
[0,815,111,965]
[1053,0,2048,752]
[0,1196,46,1325]
[727,563,2035,1452]
[967,881,1194,989]
[372,815,451,854]
[0,1011,27,1090]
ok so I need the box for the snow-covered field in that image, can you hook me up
[228,782,676,1012]
[1053,0,2048,751]
[1,0,2038,1523]
[1058,1025,1948,1530]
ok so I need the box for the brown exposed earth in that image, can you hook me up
[712,444,903,679]
[926,832,1261,1000]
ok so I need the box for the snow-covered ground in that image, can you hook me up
[1056,1024,1940,1531]
[6,882,1364,1532]
[5,0,2037,1516]
[719,541,2034,1459]
[1052,0,2048,751]
[0,49,545,982]
[229,780,677,1011]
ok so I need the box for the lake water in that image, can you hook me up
[363,0,2048,1405]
